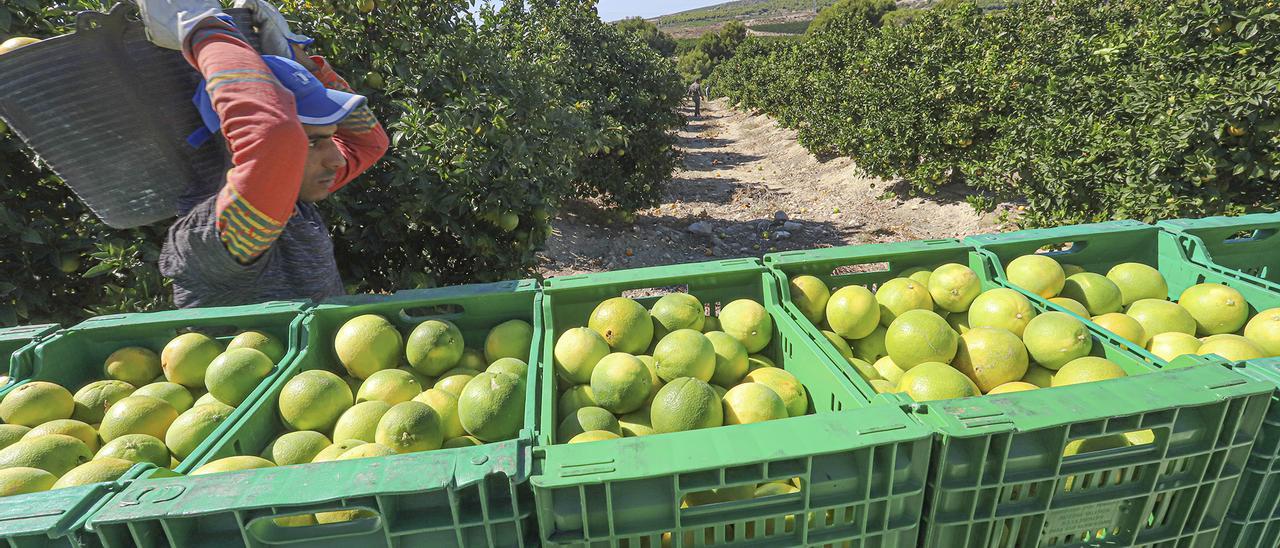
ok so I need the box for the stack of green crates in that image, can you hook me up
[532,258,933,547]
[966,219,1280,548]
[0,301,308,547]
[764,237,1274,547]
[87,281,540,547]
[1156,213,1280,547]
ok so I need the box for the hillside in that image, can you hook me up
[653,0,838,38]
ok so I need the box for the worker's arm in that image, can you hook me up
[298,52,390,192]
[184,18,308,265]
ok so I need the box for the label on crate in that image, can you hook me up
[1040,499,1125,541]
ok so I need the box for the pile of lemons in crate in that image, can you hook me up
[552,294,809,444]
[790,256,1280,404]
[0,330,286,498]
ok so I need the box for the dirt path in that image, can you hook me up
[537,99,1006,277]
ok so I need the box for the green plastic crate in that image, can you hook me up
[0,302,308,547]
[1215,358,1280,548]
[533,258,933,547]
[87,281,541,548]
[764,239,1275,547]
[1,323,57,385]
[1159,212,1280,294]
[967,220,1280,548]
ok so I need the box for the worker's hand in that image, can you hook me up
[135,0,226,50]
[232,0,313,60]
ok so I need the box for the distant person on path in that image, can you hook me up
[688,80,702,118]
[137,0,389,308]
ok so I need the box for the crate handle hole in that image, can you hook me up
[400,304,465,322]
[1034,241,1086,255]
[831,262,889,277]
[244,506,382,544]
[620,285,690,300]
[1225,228,1277,244]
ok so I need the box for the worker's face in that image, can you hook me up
[298,124,344,203]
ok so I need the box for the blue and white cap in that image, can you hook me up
[188,55,367,148]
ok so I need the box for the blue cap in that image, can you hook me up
[188,55,367,148]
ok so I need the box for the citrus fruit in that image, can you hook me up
[589,298,653,354]
[1005,255,1065,298]
[1244,307,1280,356]
[165,401,233,460]
[1147,332,1202,362]
[821,330,853,360]
[569,431,621,444]
[0,381,73,427]
[1106,263,1168,306]
[558,406,621,442]
[261,430,331,465]
[1021,364,1055,387]
[103,347,162,387]
[457,348,488,371]
[457,371,524,442]
[312,439,366,463]
[702,316,720,333]
[636,355,663,399]
[653,330,716,383]
[1178,283,1249,336]
[191,456,274,475]
[847,357,882,381]
[719,299,773,353]
[789,275,831,324]
[0,37,40,55]
[553,327,610,384]
[25,419,99,452]
[278,369,354,432]
[376,401,443,453]
[825,285,879,339]
[928,263,981,313]
[590,353,652,414]
[161,333,222,387]
[902,266,932,285]
[1051,357,1126,387]
[0,425,28,452]
[649,293,705,341]
[356,368,423,405]
[483,316,535,363]
[332,401,391,443]
[99,396,177,442]
[946,313,970,335]
[1061,264,1086,276]
[885,310,958,368]
[1021,312,1092,370]
[443,436,484,448]
[226,330,285,363]
[968,288,1037,337]
[405,320,465,376]
[1049,297,1089,318]
[722,383,787,425]
[951,327,1029,392]
[747,354,775,371]
[1125,298,1196,337]
[875,278,933,326]
[488,357,528,379]
[743,367,807,417]
[987,382,1038,394]
[873,356,906,384]
[433,370,477,397]
[206,348,274,406]
[1197,335,1265,361]
[193,392,221,408]
[1060,273,1123,315]
[650,378,723,433]
[0,434,92,476]
[53,457,133,489]
[131,382,193,414]
[334,314,403,380]
[705,331,749,387]
[870,379,895,393]
[413,388,464,440]
[1091,312,1148,346]
[896,362,980,402]
[336,442,393,458]
[850,325,888,362]
[618,408,655,437]
[556,385,598,420]
[72,380,136,424]
[0,467,55,497]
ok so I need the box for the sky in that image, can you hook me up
[477,1,732,22]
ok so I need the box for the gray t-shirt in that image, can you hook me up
[159,194,344,308]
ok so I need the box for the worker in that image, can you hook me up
[137,0,389,308]
[688,79,702,118]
